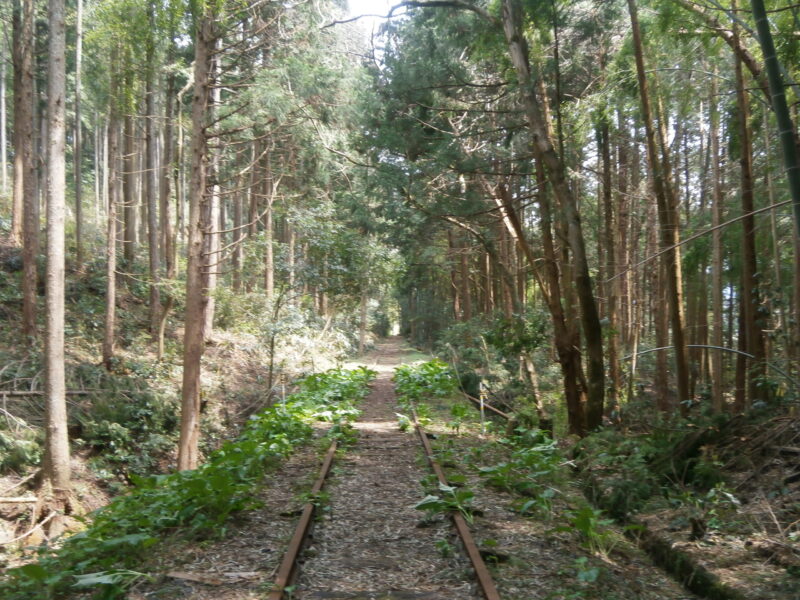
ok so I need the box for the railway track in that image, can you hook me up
[266,378,501,599]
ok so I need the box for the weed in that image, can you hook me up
[415,482,476,524]
[435,538,454,557]
[558,504,616,556]
[0,366,375,600]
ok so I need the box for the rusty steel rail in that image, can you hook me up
[268,440,338,600]
[412,409,502,600]
[463,393,510,420]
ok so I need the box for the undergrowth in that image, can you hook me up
[0,366,375,600]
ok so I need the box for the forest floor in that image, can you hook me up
[129,339,698,600]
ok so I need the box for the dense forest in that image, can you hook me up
[0,0,799,598]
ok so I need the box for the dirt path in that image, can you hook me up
[295,338,480,599]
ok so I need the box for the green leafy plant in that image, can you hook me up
[0,366,375,600]
[415,482,475,524]
[447,402,471,434]
[559,505,616,556]
[435,538,454,557]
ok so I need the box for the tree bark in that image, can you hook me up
[123,110,137,267]
[710,76,725,413]
[734,45,767,407]
[103,52,120,370]
[146,8,161,337]
[1,26,8,198]
[73,0,84,267]
[43,0,71,504]
[627,0,691,411]
[178,12,214,471]
[500,0,604,431]
[13,0,37,338]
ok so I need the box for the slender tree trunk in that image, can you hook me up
[232,175,243,292]
[103,56,120,370]
[179,12,213,471]
[749,0,800,236]
[501,0,604,430]
[447,229,461,319]
[11,0,30,246]
[358,290,368,355]
[203,50,221,335]
[73,0,84,267]
[1,28,8,198]
[627,0,691,411]
[460,234,472,320]
[43,0,71,514]
[710,77,725,412]
[734,46,767,407]
[600,120,620,414]
[123,111,136,267]
[146,13,161,337]
[14,0,37,338]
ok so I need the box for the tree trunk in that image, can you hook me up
[1,26,8,198]
[43,0,71,509]
[734,45,767,407]
[146,11,161,337]
[358,291,368,355]
[203,50,221,335]
[13,0,37,338]
[627,0,691,411]
[749,0,800,235]
[103,55,120,370]
[179,12,213,471]
[232,175,243,292]
[73,0,84,267]
[123,111,136,267]
[500,0,604,431]
[710,76,725,413]
[600,119,620,414]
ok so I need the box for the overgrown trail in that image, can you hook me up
[296,337,480,598]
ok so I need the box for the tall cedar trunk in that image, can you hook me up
[734,46,767,408]
[501,0,603,431]
[10,0,28,245]
[460,233,472,320]
[44,0,71,505]
[203,50,221,335]
[710,76,725,412]
[0,32,7,197]
[157,39,177,360]
[73,0,83,266]
[123,111,136,267]
[765,117,788,356]
[600,120,620,413]
[287,224,296,301]
[264,167,274,300]
[179,13,213,471]
[14,0,37,338]
[264,198,275,300]
[161,50,176,280]
[232,175,243,292]
[447,229,461,319]
[103,116,119,369]
[102,49,120,368]
[627,0,691,410]
[749,0,800,235]
[358,291,368,354]
[536,166,587,435]
[616,111,631,348]
[146,7,161,337]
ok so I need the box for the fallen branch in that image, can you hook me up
[0,391,92,397]
[0,496,37,503]
[0,511,56,546]
[0,472,38,496]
